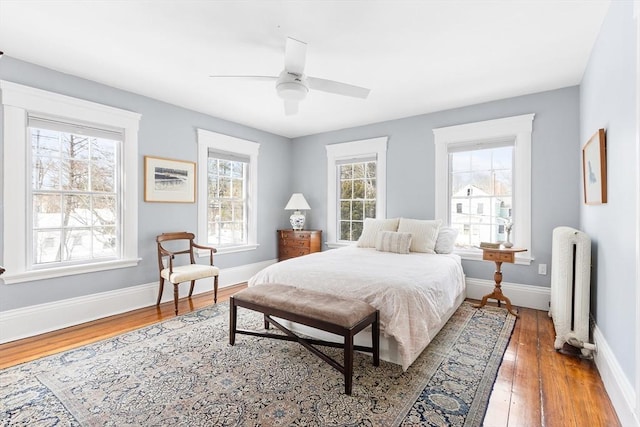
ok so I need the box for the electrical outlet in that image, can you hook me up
[538,263,547,275]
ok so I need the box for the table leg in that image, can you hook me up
[474,260,519,317]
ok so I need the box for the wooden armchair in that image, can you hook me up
[156,232,219,315]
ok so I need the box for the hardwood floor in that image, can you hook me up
[0,285,620,426]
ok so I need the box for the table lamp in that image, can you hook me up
[285,193,311,230]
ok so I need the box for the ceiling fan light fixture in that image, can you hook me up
[276,81,308,101]
[276,70,308,101]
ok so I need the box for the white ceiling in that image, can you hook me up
[0,0,610,138]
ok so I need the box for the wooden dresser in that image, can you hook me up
[277,230,322,261]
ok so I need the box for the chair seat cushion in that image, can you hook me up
[161,265,220,283]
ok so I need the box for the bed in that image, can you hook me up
[248,222,466,371]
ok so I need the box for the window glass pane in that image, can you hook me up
[451,152,470,172]
[92,195,116,226]
[64,228,90,261]
[30,126,120,266]
[31,129,61,157]
[62,133,90,159]
[33,156,60,190]
[93,226,117,258]
[65,195,91,226]
[340,181,352,199]
[33,194,62,228]
[352,221,364,241]
[34,230,62,263]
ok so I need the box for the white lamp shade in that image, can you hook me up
[285,193,311,211]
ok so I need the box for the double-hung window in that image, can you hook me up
[326,137,388,246]
[449,142,513,247]
[30,116,121,265]
[1,81,141,283]
[433,114,534,264]
[197,129,259,254]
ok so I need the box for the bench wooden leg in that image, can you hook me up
[372,313,380,366]
[229,297,237,346]
[344,335,354,395]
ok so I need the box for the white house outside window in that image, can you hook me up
[326,137,387,247]
[433,114,534,264]
[197,129,259,254]
[1,80,140,284]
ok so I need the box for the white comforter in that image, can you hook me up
[248,246,466,370]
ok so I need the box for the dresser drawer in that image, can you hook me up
[281,238,310,248]
[280,246,310,259]
[483,250,514,263]
[280,230,311,240]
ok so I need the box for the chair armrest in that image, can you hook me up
[192,243,217,265]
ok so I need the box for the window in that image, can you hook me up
[338,159,377,241]
[1,80,141,283]
[197,129,259,254]
[30,118,120,265]
[433,114,534,264]
[450,144,513,247]
[326,137,388,246]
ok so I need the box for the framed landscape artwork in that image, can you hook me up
[144,156,196,203]
[582,128,607,205]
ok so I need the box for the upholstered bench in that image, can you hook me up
[229,283,380,395]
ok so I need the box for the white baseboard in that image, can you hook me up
[593,325,640,427]
[0,259,276,344]
[465,277,551,311]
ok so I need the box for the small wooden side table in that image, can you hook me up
[474,247,527,317]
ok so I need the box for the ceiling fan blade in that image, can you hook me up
[209,75,277,82]
[285,37,307,75]
[284,99,299,115]
[307,76,370,99]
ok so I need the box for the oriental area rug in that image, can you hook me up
[1,301,515,426]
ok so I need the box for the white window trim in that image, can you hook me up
[433,114,534,265]
[1,80,141,284]
[197,129,260,255]
[325,136,388,248]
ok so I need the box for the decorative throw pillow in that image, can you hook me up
[435,227,459,254]
[357,218,400,248]
[397,218,442,253]
[375,231,413,254]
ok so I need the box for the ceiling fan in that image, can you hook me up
[210,37,371,115]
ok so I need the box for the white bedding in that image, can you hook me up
[248,245,466,370]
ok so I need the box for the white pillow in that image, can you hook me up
[397,218,442,253]
[357,218,400,248]
[375,231,412,254]
[435,227,459,254]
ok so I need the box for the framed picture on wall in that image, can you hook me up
[582,128,607,205]
[144,156,196,203]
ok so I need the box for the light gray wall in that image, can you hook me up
[292,86,581,287]
[580,0,637,386]
[0,57,292,311]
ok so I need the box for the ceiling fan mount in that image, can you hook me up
[210,37,370,115]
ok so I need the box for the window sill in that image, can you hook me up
[1,258,142,284]
[199,244,259,256]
